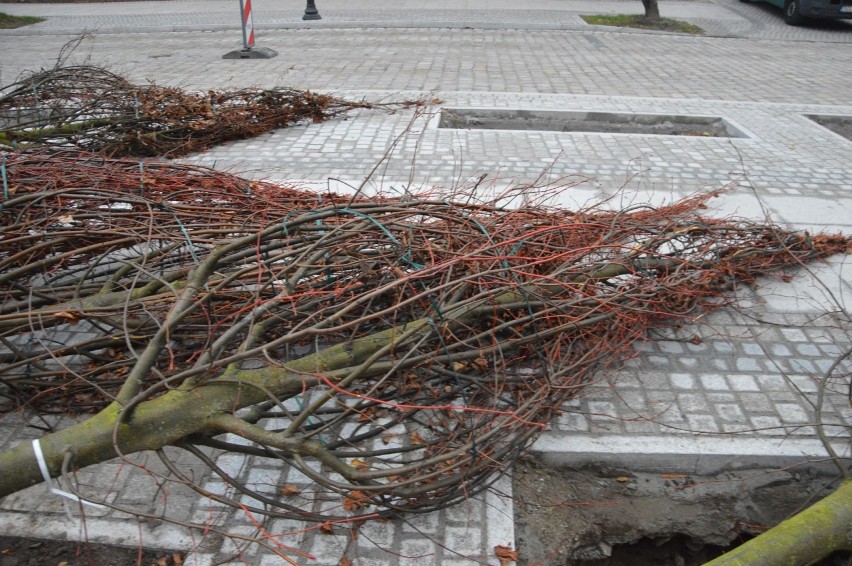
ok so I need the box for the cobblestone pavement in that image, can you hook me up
[0,1,850,565]
[2,27,852,103]
[1,0,851,41]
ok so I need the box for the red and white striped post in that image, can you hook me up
[223,0,277,58]
[239,0,255,50]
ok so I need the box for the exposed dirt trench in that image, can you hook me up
[513,457,850,566]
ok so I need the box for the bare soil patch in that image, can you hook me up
[808,115,852,143]
[0,536,183,566]
[513,457,851,565]
[439,108,740,137]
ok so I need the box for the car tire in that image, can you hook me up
[784,0,805,25]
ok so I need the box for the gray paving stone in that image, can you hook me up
[776,403,811,424]
[699,374,729,390]
[735,357,762,372]
[728,374,761,392]
[755,374,789,390]
[587,401,619,420]
[780,327,809,342]
[742,343,766,356]
[790,358,819,373]
[769,390,807,403]
[738,392,774,412]
[715,403,746,422]
[796,343,823,356]
[678,394,710,413]
[687,414,721,432]
[624,420,663,433]
[401,513,439,535]
[671,373,696,389]
[750,415,785,435]
[786,374,821,393]
[555,411,591,432]
[443,525,483,557]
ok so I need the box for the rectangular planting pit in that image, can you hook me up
[805,114,852,143]
[439,108,749,138]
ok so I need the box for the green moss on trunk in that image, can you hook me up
[704,480,852,565]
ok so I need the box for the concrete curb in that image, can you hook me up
[531,433,850,475]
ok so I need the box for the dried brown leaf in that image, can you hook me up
[54,311,80,325]
[495,545,518,565]
[343,491,369,511]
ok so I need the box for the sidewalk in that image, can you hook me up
[1,0,850,41]
[0,2,850,565]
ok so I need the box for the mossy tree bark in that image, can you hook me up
[0,317,430,497]
[704,480,852,565]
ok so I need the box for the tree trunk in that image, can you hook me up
[0,371,304,497]
[0,286,520,498]
[0,317,429,497]
[642,0,661,20]
[704,480,852,565]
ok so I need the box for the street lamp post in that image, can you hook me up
[303,0,321,20]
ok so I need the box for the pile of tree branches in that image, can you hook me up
[1,150,847,526]
[0,64,409,156]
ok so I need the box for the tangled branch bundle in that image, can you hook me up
[0,150,848,523]
[0,65,405,156]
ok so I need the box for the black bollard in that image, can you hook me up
[303,0,321,20]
